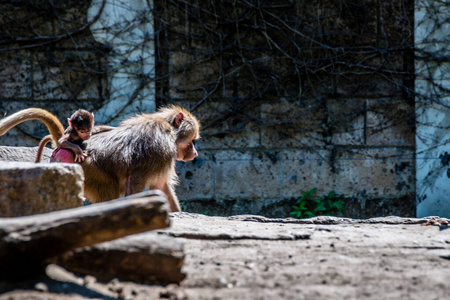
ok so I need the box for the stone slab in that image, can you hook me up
[0,161,84,217]
[0,145,52,162]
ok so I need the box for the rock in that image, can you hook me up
[34,282,49,292]
[0,146,52,162]
[159,284,188,300]
[0,161,84,217]
[55,232,186,285]
[158,212,312,240]
[0,190,171,280]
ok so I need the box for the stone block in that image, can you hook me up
[214,150,281,200]
[0,126,42,147]
[3,3,54,36]
[326,98,365,146]
[55,232,185,285]
[259,198,300,219]
[0,162,84,217]
[366,99,415,147]
[32,51,107,101]
[343,195,415,218]
[175,151,214,201]
[192,100,261,150]
[334,68,406,99]
[197,128,260,150]
[260,100,326,148]
[168,52,223,100]
[332,148,415,198]
[0,146,52,162]
[182,199,267,217]
[278,149,335,199]
[0,53,32,99]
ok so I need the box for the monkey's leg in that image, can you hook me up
[125,175,147,197]
[162,183,181,212]
[139,174,180,212]
[83,164,120,203]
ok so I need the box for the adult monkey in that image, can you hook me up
[0,105,200,212]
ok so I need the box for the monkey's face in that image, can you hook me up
[76,127,92,140]
[176,137,198,162]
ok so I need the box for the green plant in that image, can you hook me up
[290,188,344,219]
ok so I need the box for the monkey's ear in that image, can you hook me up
[68,118,73,127]
[174,112,184,127]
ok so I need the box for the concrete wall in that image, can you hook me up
[415,0,450,217]
[87,0,157,123]
[162,0,417,217]
[1,0,444,218]
[0,0,156,146]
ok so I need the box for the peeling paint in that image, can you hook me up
[87,0,157,124]
[415,0,450,218]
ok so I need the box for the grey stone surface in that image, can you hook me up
[55,232,185,285]
[0,146,52,162]
[1,213,449,299]
[0,161,84,217]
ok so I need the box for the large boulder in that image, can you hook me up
[0,145,53,162]
[0,161,84,217]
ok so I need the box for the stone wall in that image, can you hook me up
[0,0,107,146]
[159,0,416,217]
[0,0,419,218]
[0,0,155,146]
[415,0,450,217]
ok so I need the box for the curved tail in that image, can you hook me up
[35,135,53,163]
[0,108,65,146]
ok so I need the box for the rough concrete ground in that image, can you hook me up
[1,213,450,300]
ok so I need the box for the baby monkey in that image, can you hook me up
[35,109,113,163]
[58,109,95,162]
[54,109,95,162]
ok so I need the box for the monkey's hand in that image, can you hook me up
[74,149,88,162]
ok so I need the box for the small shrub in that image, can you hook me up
[290,188,345,219]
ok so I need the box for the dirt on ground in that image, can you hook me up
[1,213,450,300]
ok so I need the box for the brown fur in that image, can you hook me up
[34,109,96,163]
[0,105,200,212]
[0,108,64,143]
[83,105,199,211]
[35,123,115,163]
[35,135,53,163]
[59,109,95,162]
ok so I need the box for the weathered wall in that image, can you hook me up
[0,0,155,145]
[0,0,107,146]
[415,0,450,217]
[0,0,419,218]
[159,0,416,217]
